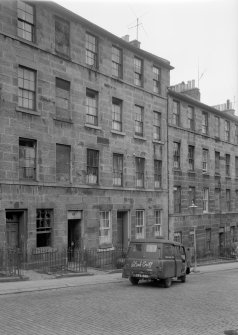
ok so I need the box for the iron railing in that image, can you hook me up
[1,244,236,278]
[0,248,22,277]
[0,247,127,277]
[26,248,87,274]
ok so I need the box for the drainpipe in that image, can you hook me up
[166,89,170,240]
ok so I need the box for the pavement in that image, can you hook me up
[0,261,237,296]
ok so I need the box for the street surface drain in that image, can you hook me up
[224,331,238,335]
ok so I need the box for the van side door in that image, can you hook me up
[163,244,176,278]
[174,245,183,277]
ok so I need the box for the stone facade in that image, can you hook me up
[168,88,238,257]
[0,1,171,253]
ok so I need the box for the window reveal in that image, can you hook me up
[87,149,99,184]
[56,78,70,120]
[56,144,71,182]
[99,211,112,245]
[19,138,36,180]
[86,33,97,67]
[55,17,70,56]
[18,66,36,110]
[17,1,34,42]
[86,89,98,125]
[36,209,52,248]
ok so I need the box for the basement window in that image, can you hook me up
[36,209,53,248]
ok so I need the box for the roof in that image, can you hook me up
[168,89,238,123]
[34,1,173,70]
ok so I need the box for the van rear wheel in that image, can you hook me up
[129,276,139,285]
[164,278,172,288]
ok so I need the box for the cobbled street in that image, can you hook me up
[0,269,238,335]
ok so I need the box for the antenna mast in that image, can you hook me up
[128,17,142,40]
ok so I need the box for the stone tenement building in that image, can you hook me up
[0,1,172,253]
[168,81,238,258]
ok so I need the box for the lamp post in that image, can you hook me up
[189,201,198,272]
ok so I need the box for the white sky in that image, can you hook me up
[54,0,238,114]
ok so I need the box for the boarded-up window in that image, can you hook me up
[56,144,70,182]
[56,78,70,120]
[55,17,70,56]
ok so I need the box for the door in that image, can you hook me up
[117,211,130,250]
[175,245,187,276]
[6,213,20,249]
[219,232,225,256]
[68,219,81,250]
[163,244,176,278]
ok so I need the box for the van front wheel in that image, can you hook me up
[164,278,172,288]
[129,276,139,285]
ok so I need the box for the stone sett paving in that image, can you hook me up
[0,270,238,335]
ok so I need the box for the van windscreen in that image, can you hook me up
[130,243,142,253]
[128,243,162,259]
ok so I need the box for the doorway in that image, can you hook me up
[5,210,25,250]
[117,211,130,250]
[68,219,81,250]
[219,231,225,256]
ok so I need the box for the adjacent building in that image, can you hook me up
[0,1,172,255]
[168,81,238,258]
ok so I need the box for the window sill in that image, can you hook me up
[85,123,102,131]
[16,107,40,116]
[173,169,182,173]
[134,135,146,141]
[19,179,38,184]
[112,75,123,82]
[97,246,114,251]
[32,247,57,254]
[54,51,71,61]
[152,140,164,144]
[86,64,98,71]
[111,130,126,136]
[16,36,36,48]
[53,117,73,124]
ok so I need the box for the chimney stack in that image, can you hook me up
[129,39,141,49]
[121,35,129,42]
[171,80,201,101]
